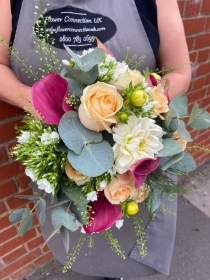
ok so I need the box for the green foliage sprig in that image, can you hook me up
[33,0,61,74]
[145,169,187,194]
[0,36,39,81]
[97,53,117,82]
[186,144,210,154]
[117,82,154,122]
[62,233,86,272]
[133,215,147,257]
[102,229,126,260]
[124,47,145,70]
[88,234,95,248]
[11,116,66,192]
[159,204,177,216]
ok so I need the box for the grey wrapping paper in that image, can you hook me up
[36,192,177,278]
[130,193,177,275]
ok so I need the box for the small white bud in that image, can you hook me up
[62,60,70,66]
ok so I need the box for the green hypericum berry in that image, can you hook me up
[130,90,147,107]
[118,111,129,123]
[125,201,139,215]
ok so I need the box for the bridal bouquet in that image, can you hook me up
[9,40,210,270]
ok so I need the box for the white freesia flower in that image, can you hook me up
[37,178,54,193]
[17,131,30,144]
[41,131,59,145]
[62,59,70,66]
[81,227,86,234]
[111,61,128,80]
[142,100,158,114]
[86,191,98,202]
[107,165,117,176]
[113,116,164,173]
[99,180,107,189]
[25,168,37,181]
[81,48,94,56]
[115,219,124,229]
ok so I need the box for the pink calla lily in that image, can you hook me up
[129,158,161,188]
[32,72,74,124]
[83,194,122,233]
[148,74,158,86]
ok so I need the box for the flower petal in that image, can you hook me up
[130,157,160,188]
[149,74,158,86]
[32,72,68,124]
[83,195,122,233]
[62,91,75,112]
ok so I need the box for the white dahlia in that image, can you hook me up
[113,116,164,173]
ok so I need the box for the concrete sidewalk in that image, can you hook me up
[25,162,210,280]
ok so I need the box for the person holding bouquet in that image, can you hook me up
[0,0,191,279]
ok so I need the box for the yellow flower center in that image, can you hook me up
[139,140,146,150]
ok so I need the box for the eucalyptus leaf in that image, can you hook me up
[9,208,27,223]
[81,48,105,71]
[51,209,61,229]
[15,195,41,201]
[177,119,192,142]
[65,68,93,85]
[70,203,88,225]
[51,207,79,231]
[170,152,196,173]
[61,68,83,96]
[38,199,46,225]
[56,141,68,153]
[157,139,183,157]
[60,226,70,254]
[162,106,174,130]
[58,111,103,155]
[87,64,99,84]
[146,187,162,213]
[160,157,169,167]
[28,182,39,189]
[170,94,188,117]
[18,208,33,236]
[161,152,185,171]
[67,78,83,97]
[188,102,199,125]
[42,226,61,249]
[68,141,114,177]
[56,190,71,208]
[162,129,176,139]
[64,45,82,68]
[169,119,178,132]
[188,109,210,130]
[47,199,71,210]
[61,183,88,206]
[60,67,67,77]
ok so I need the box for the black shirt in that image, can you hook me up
[10,0,159,59]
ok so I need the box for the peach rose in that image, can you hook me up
[78,82,123,133]
[65,159,90,186]
[110,65,145,90]
[171,131,188,150]
[149,84,169,116]
[104,171,136,204]
[131,184,150,203]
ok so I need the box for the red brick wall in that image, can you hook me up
[0,102,53,280]
[0,1,210,279]
[179,0,210,163]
